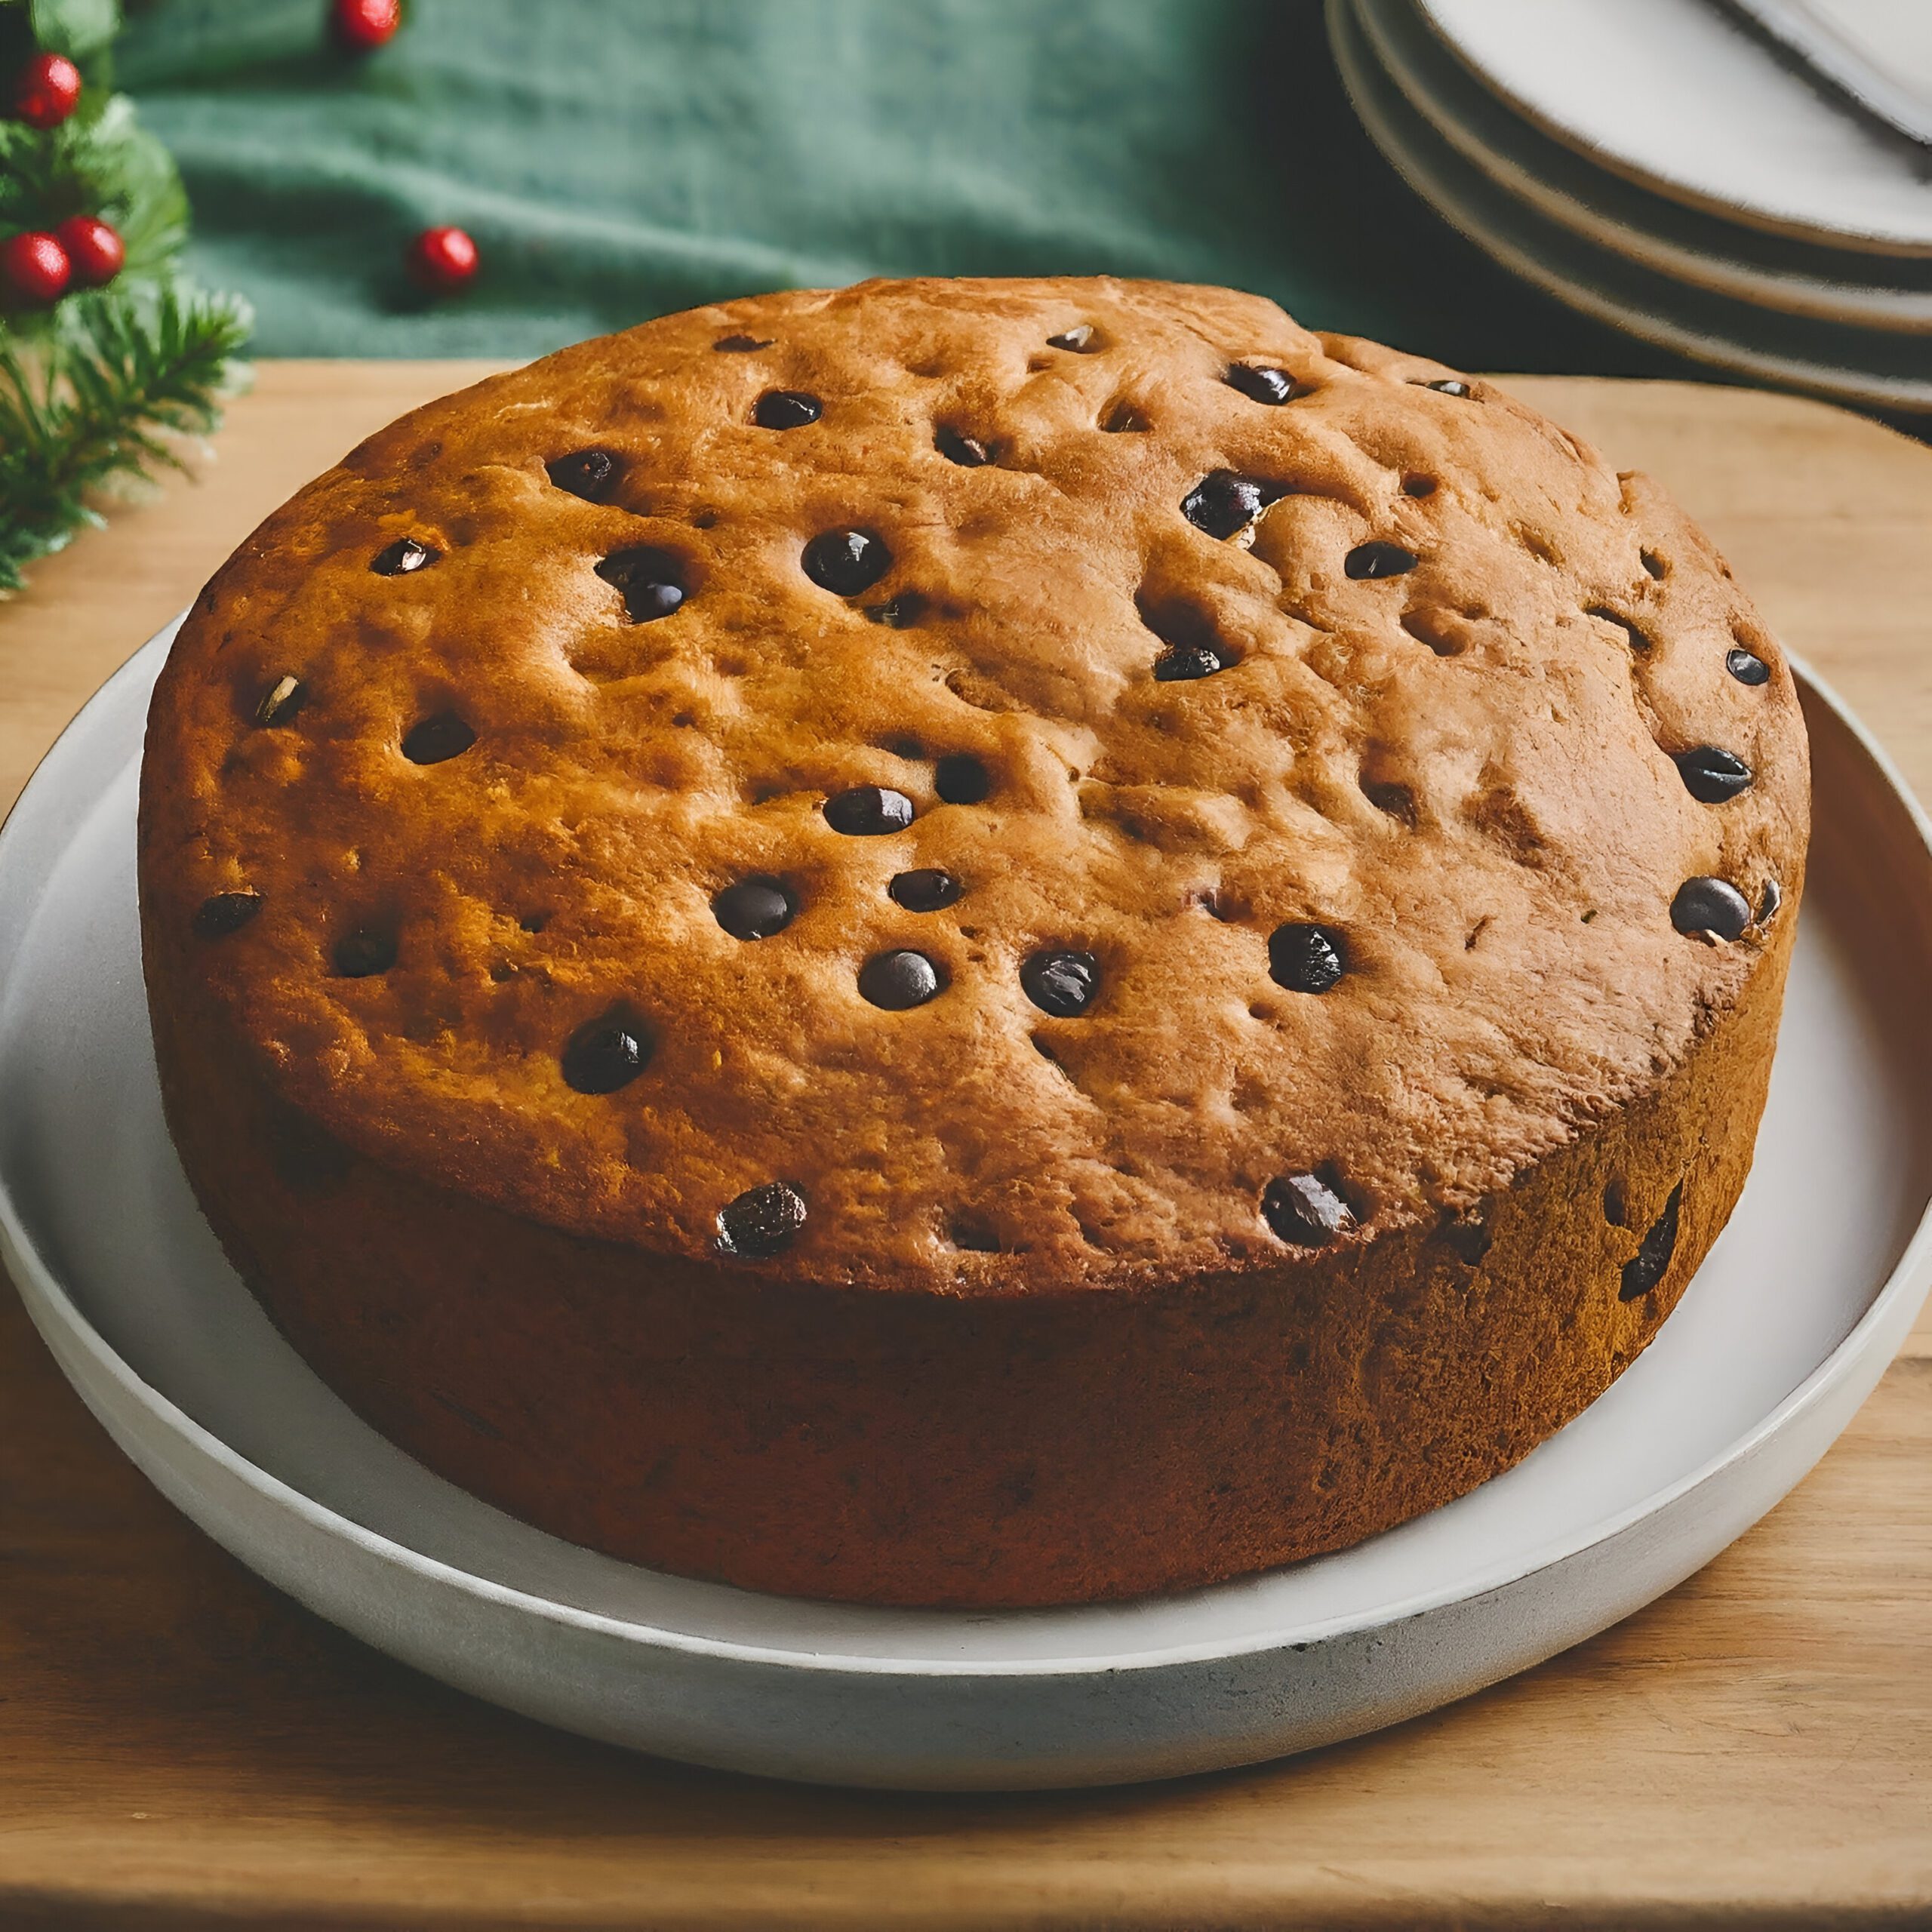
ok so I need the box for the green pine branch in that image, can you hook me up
[0,95,187,278]
[0,281,252,594]
[2,0,252,595]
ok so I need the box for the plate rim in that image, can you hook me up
[1411,0,1932,258]
[3,621,1930,1682]
[1330,0,1932,412]
[1352,0,1932,332]
[1729,0,1932,151]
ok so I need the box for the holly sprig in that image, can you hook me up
[1,0,251,595]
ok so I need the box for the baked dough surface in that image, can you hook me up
[140,278,1806,1294]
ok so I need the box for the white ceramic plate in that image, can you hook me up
[1416,0,1932,256]
[1332,0,1932,414]
[2,623,1930,1792]
[1355,0,1932,332]
[1730,0,1932,148]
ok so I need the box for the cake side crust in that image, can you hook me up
[147,878,1793,1606]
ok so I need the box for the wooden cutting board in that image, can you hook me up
[0,368,1927,1930]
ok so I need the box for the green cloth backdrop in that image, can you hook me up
[119,0,1683,375]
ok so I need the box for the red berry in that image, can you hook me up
[331,0,403,51]
[408,225,478,293]
[55,215,124,288]
[14,52,82,128]
[2,231,72,304]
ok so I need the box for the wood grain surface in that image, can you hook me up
[0,367,1927,1930]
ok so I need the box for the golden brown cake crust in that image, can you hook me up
[139,277,1808,1604]
[140,277,1805,1293]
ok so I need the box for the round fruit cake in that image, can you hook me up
[138,277,1809,1607]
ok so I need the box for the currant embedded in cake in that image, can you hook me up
[138,278,1808,1606]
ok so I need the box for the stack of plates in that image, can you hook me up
[1329,0,1932,413]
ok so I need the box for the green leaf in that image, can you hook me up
[28,0,118,60]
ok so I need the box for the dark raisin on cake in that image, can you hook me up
[935,425,992,466]
[401,712,476,765]
[1262,1172,1356,1247]
[753,390,822,430]
[371,537,436,575]
[1674,747,1752,803]
[1180,471,1279,539]
[1269,924,1347,993]
[890,869,962,912]
[546,448,620,500]
[716,1180,807,1256]
[192,891,262,938]
[802,529,891,595]
[1670,877,1753,941]
[561,1013,651,1094]
[1021,949,1100,1017]
[858,950,944,1010]
[712,878,796,940]
[1620,1183,1684,1299]
[1224,364,1297,405]
[824,785,914,835]
[1345,541,1419,580]
[595,547,685,621]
